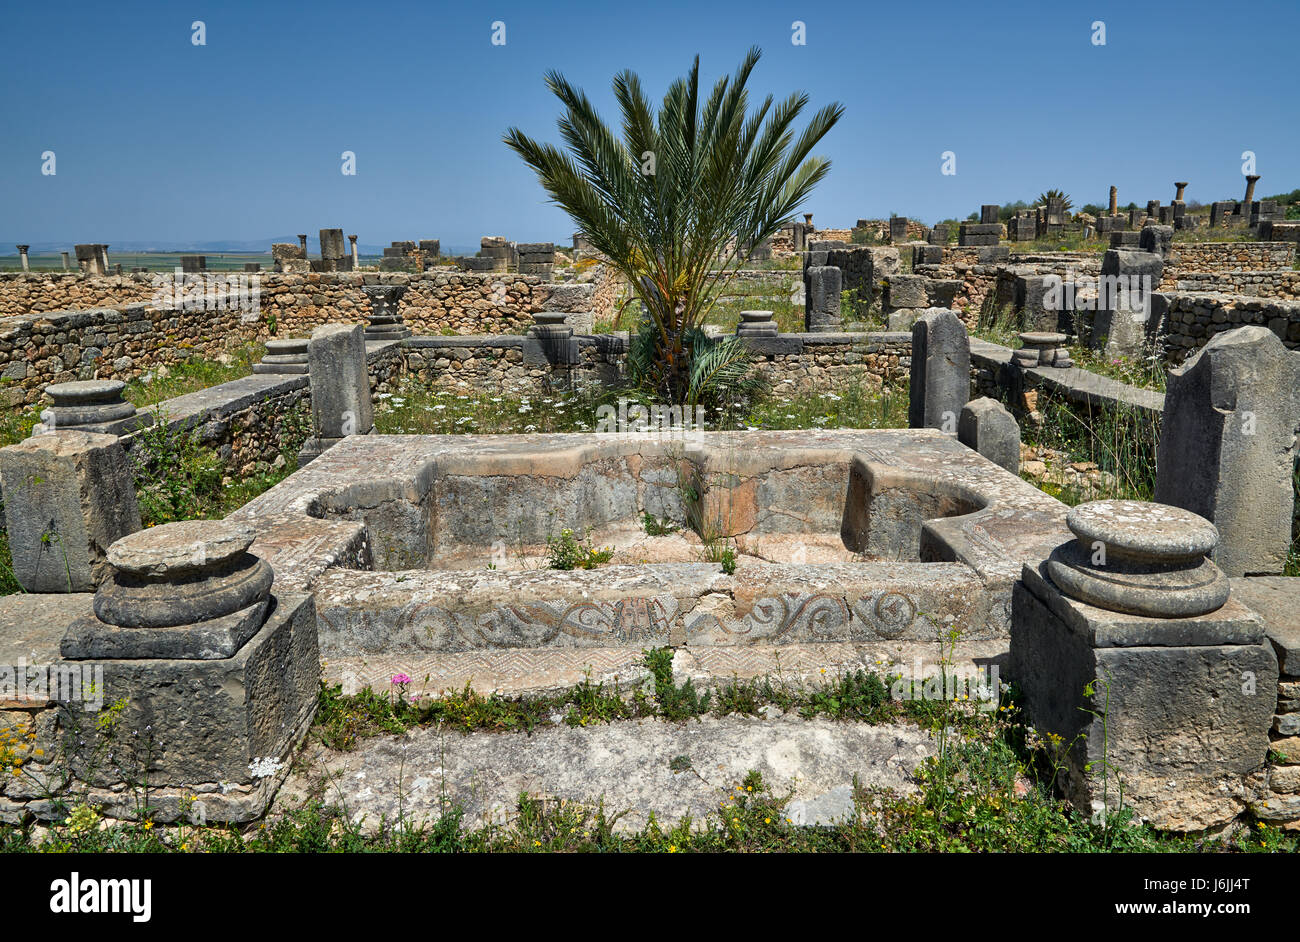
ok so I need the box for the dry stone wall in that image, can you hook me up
[1167,270,1300,299]
[1163,241,1296,283]
[1161,294,1300,364]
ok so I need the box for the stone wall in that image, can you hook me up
[753,333,910,393]
[1163,241,1297,284]
[0,273,554,409]
[1166,269,1300,299]
[399,331,910,399]
[263,272,547,336]
[0,303,264,409]
[1161,293,1300,364]
[121,344,407,479]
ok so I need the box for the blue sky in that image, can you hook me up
[2,0,1297,251]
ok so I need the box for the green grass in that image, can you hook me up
[374,373,910,436]
[122,342,264,407]
[7,655,1298,853]
[746,379,908,431]
[1064,345,1167,391]
[1020,390,1160,505]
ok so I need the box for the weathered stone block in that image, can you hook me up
[1154,326,1300,576]
[908,309,969,432]
[804,266,842,332]
[958,397,1019,473]
[1010,572,1277,831]
[305,323,373,452]
[0,431,141,592]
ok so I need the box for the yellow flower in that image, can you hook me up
[143,820,153,830]
[668,845,677,853]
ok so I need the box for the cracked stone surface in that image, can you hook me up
[276,714,935,833]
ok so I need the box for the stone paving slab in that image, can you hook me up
[1231,577,1300,675]
[276,713,935,833]
[0,593,93,665]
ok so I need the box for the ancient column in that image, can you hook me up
[349,234,359,269]
[735,310,778,338]
[299,323,373,465]
[297,234,309,258]
[252,338,309,374]
[16,245,30,271]
[1154,325,1300,576]
[55,518,320,823]
[1174,181,1189,202]
[1108,186,1118,217]
[908,309,969,432]
[61,251,70,271]
[1243,175,1261,206]
[803,266,842,332]
[1010,499,1275,831]
[34,380,151,436]
[96,244,110,273]
[361,284,410,340]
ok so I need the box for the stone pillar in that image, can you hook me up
[1108,186,1118,217]
[61,251,70,271]
[1090,249,1163,358]
[74,244,100,275]
[957,397,1020,473]
[252,338,309,375]
[299,323,373,465]
[735,310,778,338]
[319,228,346,271]
[349,234,359,269]
[1154,326,1300,577]
[517,242,555,278]
[1243,174,1261,206]
[96,244,110,273]
[1174,181,1188,202]
[908,309,969,432]
[55,519,319,822]
[803,265,842,332]
[16,245,30,271]
[889,216,909,243]
[298,234,309,259]
[34,380,151,436]
[0,430,141,592]
[980,205,1000,225]
[1010,499,1275,831]
[361,284,411,340]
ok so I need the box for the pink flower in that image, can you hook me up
[391,673,412,685]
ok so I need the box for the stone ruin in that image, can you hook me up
[4,191,1300,834]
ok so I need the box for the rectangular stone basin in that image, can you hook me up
[229,429,1071,693]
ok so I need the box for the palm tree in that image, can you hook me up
[1037,189,1074,213]
[505,48,842,404]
